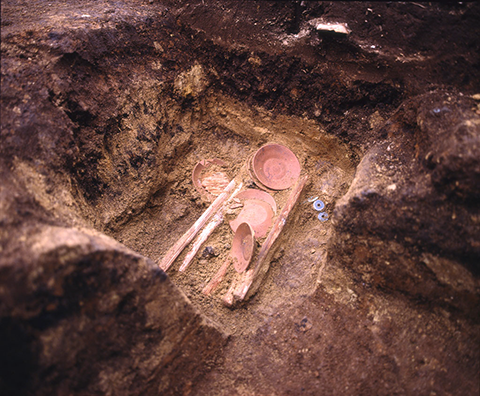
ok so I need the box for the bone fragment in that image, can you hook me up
[223,276,237,307]
[202,257,231,296]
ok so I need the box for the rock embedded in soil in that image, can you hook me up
[327,91,480,318]
[0,223,225,396]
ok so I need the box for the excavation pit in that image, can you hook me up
[1,1,479,395]
[107,96,357,333]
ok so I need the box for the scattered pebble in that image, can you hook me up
[201,246,217,258]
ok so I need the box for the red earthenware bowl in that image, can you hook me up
[252,144,301,190]
[231,222,255,273]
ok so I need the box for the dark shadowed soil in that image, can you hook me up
[1,1,479,395]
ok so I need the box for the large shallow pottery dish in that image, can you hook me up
[252,144,301,190]
[235,189,277,214]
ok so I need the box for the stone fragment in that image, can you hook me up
[316,22,350,35]
[174,64,209,98]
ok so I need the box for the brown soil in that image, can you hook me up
[1,1,479,395]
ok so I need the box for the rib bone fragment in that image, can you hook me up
[179,211,224,272]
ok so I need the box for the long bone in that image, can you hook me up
[179,181,244,272]
[159,179,239,272]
